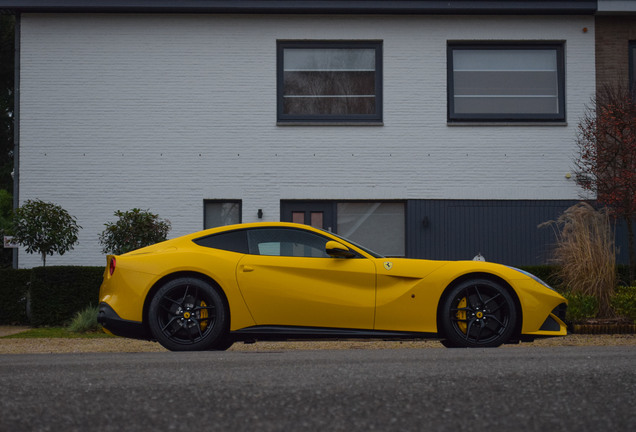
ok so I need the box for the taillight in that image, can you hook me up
[109,257,116,276]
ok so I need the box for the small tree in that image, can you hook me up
[99,208,171,255]
[573,83,636,282]
[12,199,81,266]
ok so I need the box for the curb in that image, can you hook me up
[571,324,636,334]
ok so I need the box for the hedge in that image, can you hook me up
[0,266,104,326]
[0,268,32,325]
[28,266,104,326]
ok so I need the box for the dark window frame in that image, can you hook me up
[447,42,566,122]
[630,41,636,97]
[277,40,383,124]
[203,199,242,230]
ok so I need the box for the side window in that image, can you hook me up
[193,230,248,254]
[247,228,331,258]
[448,43,565,122]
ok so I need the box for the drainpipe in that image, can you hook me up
[12,14,20,269]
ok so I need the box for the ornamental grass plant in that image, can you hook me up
[541,202,616,317]
[67,305,101,333]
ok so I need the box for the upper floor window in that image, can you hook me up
[277,41,383,123]
[448,43,565,122]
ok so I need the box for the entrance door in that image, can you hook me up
[281,201,336,231]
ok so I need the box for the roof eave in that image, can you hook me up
[0,1,598,15]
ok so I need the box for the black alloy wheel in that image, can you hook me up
[148,277,230,351]
[441,279,517,348]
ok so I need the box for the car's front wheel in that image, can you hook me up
[148,277,229,351]
[440,279,517,348]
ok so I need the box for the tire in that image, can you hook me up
[208,334,235,351]
[440,278,517,348]
[148,277,229,351]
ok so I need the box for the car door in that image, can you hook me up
[236,227,376,329]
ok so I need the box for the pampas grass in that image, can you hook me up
[541,202,616,317]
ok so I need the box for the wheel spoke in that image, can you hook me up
[465,319,475,340]
[193,320,204,339]
[161,317,181,335]
[474,286,485,306]
[159,299,182,314]
[462,288,476,310]
[475,321,485,341]
[483,293,502,308]
[180,285,190,305]
[485,314,505,328]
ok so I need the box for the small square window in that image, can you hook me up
[277,41,383,123]
[203,200,241,229]
[448,43,565,122]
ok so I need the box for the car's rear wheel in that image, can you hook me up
[148,277,229,351]
[440,279,517,348]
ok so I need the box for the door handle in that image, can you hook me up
[242,265,254,272]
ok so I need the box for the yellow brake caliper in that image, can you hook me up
[199,300,209,331]
[456,297,467,333]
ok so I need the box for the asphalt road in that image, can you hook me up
[1,346,634,431]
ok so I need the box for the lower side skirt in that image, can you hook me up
[230,326,438,342]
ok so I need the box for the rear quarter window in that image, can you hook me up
[193,230,249,254]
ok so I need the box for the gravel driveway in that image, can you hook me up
[1,326,634,354]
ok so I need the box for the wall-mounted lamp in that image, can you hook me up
[257,209,263,219]
[565,172,572,179]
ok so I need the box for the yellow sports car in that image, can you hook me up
[97,222,567,351]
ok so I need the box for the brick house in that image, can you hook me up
[1,0,632,267]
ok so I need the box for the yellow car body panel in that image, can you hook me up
[99,240,257,331]
[373,258,564,335]
[98,221,567,348]
[236,254,376,329]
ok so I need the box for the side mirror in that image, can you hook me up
[326,241,355,258]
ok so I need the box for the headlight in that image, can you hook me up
[508,267,556,291]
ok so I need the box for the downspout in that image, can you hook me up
[12,13,19,269]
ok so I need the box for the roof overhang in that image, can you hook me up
[0,1,597,15]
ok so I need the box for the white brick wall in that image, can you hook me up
[17,13,595,267]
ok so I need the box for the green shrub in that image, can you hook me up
[562,291,599,323]
[28,266,103,326]
[67,305,101,333]
[99,208,171,255]
[611,286,636,323]
[0,268,31,324]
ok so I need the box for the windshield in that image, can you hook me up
[321,229,385,259]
